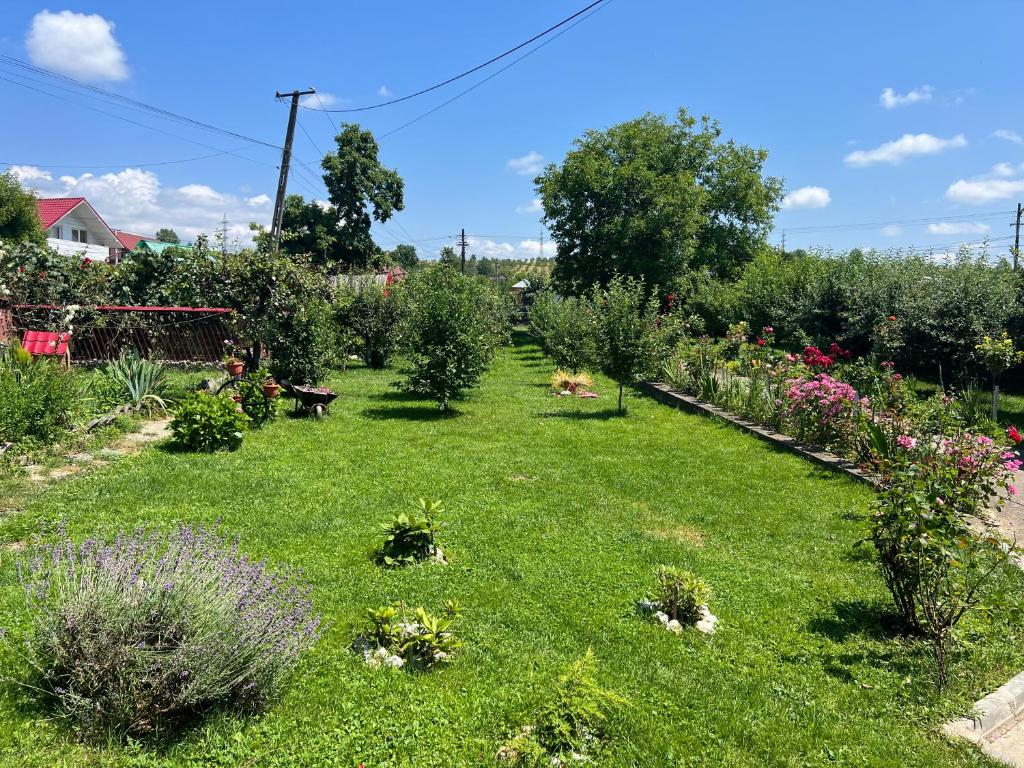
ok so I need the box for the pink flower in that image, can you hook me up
[1010,484,1018,496]
[976,435,995,447]
[763,326,774,335]
[1005,460,1023,472]
[880,361,895,370]
[935,497,944,505]
[896,435,917,450]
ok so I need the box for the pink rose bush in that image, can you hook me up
[785,373,861,448]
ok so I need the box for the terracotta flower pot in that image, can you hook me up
[263,382,281,399]
[226,361,244,377]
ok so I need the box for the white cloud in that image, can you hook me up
[516,198,543,214]
[880,224,902,236]
[11,165,272,245]
[844,133,967,167]
[299,92,343,109]
[879,85,934,109]
[927,221,991,235]
[462,236,552,260]
[994,129,1023,145]
[8,165,53,182]
[946,177,1024,204]
[781,186,831,210]
[507,151,544,176]
[246,193,271,207]
[26,10,127,82]
[991,162,1017,178]
[378,85,392,98]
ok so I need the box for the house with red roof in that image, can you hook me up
[36,197,130,262]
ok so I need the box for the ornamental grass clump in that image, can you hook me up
[2,524,322,741]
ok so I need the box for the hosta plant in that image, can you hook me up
[378,498,445,566]
[1,524,321,741]
[357,601,462,670]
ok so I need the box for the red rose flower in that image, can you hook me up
[756,338,766,347]
[1009,425,1022,444]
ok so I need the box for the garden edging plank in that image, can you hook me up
[943,670,1024,746]
[639,381,880,488]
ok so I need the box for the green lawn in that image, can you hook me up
[1,332,1022,767]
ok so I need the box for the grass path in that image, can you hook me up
[0,333,1021,767]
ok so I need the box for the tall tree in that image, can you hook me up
[279,194,339,264]
[536,108,782,294]
[155,228,180,244]
[321,124,405,268]
[391,244,418,269]
[0,172,45,247]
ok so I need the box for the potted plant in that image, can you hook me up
[223,356,244,378]
[263,376,281,399]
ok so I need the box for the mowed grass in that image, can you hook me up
[1,332,1022,767]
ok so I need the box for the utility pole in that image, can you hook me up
[219,213,229,256]
[1014,203,1022,271]
[270,88,315,251]
[780,230,786,256]
[458,228,468,273]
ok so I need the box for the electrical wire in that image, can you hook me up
[782,210,1014,234]
[378,0,611,140]
[0,147,256,170]
[0,55,281,150]
[302,0,606,114]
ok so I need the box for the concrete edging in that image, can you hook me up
[639,381,880,488]
[944,670,1024,744]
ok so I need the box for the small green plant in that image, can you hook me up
[169,391,249,452]
[497,650,626,766]
[359,601,462,670]
[378,498,445,566]
[654,565,711,624]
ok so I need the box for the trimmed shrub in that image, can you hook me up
[4,524,322,740]
[266,295,336,386]
[399,265,510,410]
[169,391,248,452]
[592,275,661,413]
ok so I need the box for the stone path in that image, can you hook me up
[21,417,171,485]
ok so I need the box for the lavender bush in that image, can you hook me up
[3,524,321,740]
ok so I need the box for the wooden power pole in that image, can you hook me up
[270,88,315,251]
[1014,203,1022,271]
[458,228,468,273]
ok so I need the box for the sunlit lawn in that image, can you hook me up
[0,332,1021,767]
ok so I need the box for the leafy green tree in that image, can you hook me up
[536,108,782,294]
[279,194,339,264]
[321,124,405,268]
[594,275,661,414]
[391,244,418,269]
[336,282,404,368]
[0,172,45,247]
[155,228,180,244]
[399,265,510,411]
[438,245,460,268]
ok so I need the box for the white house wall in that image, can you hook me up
[46,238,113,261]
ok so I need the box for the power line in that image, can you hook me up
[0,55,281,150]
[0,147,254,170]
[302,0,607,114]
[781,210,1013,234]
[0,73,276,171]
[379,0,611,141]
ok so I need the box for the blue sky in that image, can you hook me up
[1,0,1022,260]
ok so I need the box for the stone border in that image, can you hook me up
[944,670,1024,744]
[640,381,880,488]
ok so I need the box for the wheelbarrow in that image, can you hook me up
[281,381,338,419]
